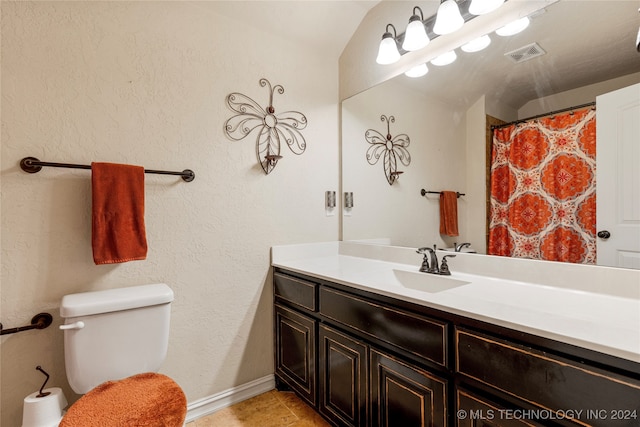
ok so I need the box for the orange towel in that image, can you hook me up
[60,373,186,427]
[439,191,459,237]
[92,162,147,265]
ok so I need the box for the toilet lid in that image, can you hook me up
[59,373,186,427]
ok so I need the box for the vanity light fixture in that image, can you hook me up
[461,34,491,52]
[431,50,457,66]
[376,24,401,65]
[404,63,429,78]
[496,16,530,36]
[433,0,465,35]
[402,7,430,51]
[376,1,512,68]
[469,0,505,16]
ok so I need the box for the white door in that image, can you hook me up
[596,83,640,269]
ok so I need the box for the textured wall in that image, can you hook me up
[1,2,339,425]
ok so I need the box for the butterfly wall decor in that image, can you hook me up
[224,78,308,174]
[365,115,411,185]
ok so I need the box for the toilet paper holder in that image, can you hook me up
[35,366,51,398]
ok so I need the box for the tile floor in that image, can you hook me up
[186,390,331,427]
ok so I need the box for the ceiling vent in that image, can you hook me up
[505,42,546,63]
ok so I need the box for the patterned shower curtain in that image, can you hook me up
[488,107,596,264]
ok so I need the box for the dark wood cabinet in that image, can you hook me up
[455,328,640,427]
[319,324,368,427]
[456,388,544,427]
[273,268,640,427]
[275,270,451,427]
[370,349,447,427]
[319,286,448,368]
[275,304,316,406]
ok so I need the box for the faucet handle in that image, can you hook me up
[416,247,430,272]
[439,254,456,275]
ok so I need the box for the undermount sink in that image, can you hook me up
[392,269,471,293]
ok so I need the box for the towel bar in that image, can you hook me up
[0,313,53,336]
[421,189,465,198]
[20,157,195,182]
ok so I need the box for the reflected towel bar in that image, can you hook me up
[20,157,195,182]
[421,189,465,198]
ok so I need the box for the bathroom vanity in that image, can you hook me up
[272,242,640,427]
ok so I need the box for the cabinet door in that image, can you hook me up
[456,328,640,426]
[456,388,543,427]
[370,349,447,427]
[275,304,316,406]
[319,325,368,427]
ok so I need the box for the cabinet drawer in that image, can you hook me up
[274,272,317,311]
[320,286,448,367]
[456,388,544,427]
[456,328,640,426]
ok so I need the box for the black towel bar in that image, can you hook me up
[20,157,195,182]
[0,313,53,336]
[421,189,465,198]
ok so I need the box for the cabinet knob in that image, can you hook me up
[597,230,611,239]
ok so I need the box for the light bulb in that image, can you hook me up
[469,0,505,15]
[496,17,530,36]
[431,51,457,66]
[376,32,401,65]
[404,63,429,78]
[433,0,464,35]
[402,17,430,51]
[461,35,491,53]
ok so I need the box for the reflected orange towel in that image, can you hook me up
[439,191,459,237]
[92,162,147,265]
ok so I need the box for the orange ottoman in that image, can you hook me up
[60,373,186,427]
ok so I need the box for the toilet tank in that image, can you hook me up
[60,284,174,394]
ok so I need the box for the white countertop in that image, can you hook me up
[272,242,640,364]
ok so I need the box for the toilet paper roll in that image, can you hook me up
[22,387,67,427]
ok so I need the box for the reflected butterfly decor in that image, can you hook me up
[224,78,308,174]
[365,115,411,185]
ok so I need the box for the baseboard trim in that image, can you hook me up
[184,374,276,423]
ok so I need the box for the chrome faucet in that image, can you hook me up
[455,242,471,252]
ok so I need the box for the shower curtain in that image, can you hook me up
[488,107,596,264]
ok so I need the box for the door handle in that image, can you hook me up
[597,230,611,239]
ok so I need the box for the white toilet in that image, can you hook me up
[59,283,174,393]
[57,283,186,426]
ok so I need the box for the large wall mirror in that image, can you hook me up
[341,0,640,269]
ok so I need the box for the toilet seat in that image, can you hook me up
[59,372,186,427]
